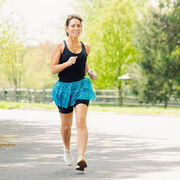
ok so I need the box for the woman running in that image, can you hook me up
[51,14,97,171]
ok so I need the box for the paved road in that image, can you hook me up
[0,109,180,180]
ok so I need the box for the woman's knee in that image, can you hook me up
[61,125,71,131]
[76,118,87,129]
[60,112,73,130]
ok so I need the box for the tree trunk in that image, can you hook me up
[118,81,123,106]
[118,66,123,106]
[164,95,168,108]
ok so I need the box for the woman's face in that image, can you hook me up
[66,18,82,38]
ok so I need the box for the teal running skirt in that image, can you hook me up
[52,77,96,108]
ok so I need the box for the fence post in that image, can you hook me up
[34,89,37,103]
[15,88,17,101]
[118,83,123,106]
[42,89,46,103]
[3,88,7,101]
[27,88,30,103]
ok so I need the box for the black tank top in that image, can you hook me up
[58,40,87,82]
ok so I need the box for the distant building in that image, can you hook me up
[118,73,131,80]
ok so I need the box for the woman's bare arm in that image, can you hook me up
[84,43,97,80]
[51,43,76,74]
[84,44,91,73]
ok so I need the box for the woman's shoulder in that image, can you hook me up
[52,41,65,54]
[82,42,91,55]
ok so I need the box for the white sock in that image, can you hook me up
[64,145,72,153]
[77,155,84,162]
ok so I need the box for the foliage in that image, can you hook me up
[77,0,144,89]
[0,41,56,89]
[0,0,25,88]
[130,0,180,108]
[0,0,55,89]
[22,42,56,89]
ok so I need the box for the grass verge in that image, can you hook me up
[0,101,180,117]
[89,104,180,117]
[0,101,55,110]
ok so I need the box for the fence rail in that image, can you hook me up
[0,88,180,107]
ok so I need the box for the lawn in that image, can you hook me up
[0,101,180,117]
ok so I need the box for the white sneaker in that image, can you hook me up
[63,149,74,166]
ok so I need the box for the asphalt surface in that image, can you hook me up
[0,109,180,180]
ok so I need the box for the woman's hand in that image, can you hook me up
[89,71,97,80]
[67,56,77,66]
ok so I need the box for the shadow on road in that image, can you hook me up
[1,118,180,180]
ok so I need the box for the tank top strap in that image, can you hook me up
[64,40,67,48]
[63,40,87,55]
[80,41,87,55]
[80,41,85,50]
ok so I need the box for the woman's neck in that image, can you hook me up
[67,37,79,46]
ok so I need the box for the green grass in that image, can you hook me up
[0,101,180,117]
[89,104,180,117]
[0,101,56,110]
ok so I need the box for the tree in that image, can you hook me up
[76,0,145,105]
[22,41,56,89]
[0,0,26,88]
[130,0,180,108]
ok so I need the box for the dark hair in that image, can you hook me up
[65,14,83,36]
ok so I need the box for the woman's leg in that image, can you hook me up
[59,111,73,151]
[74,104,88,158]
